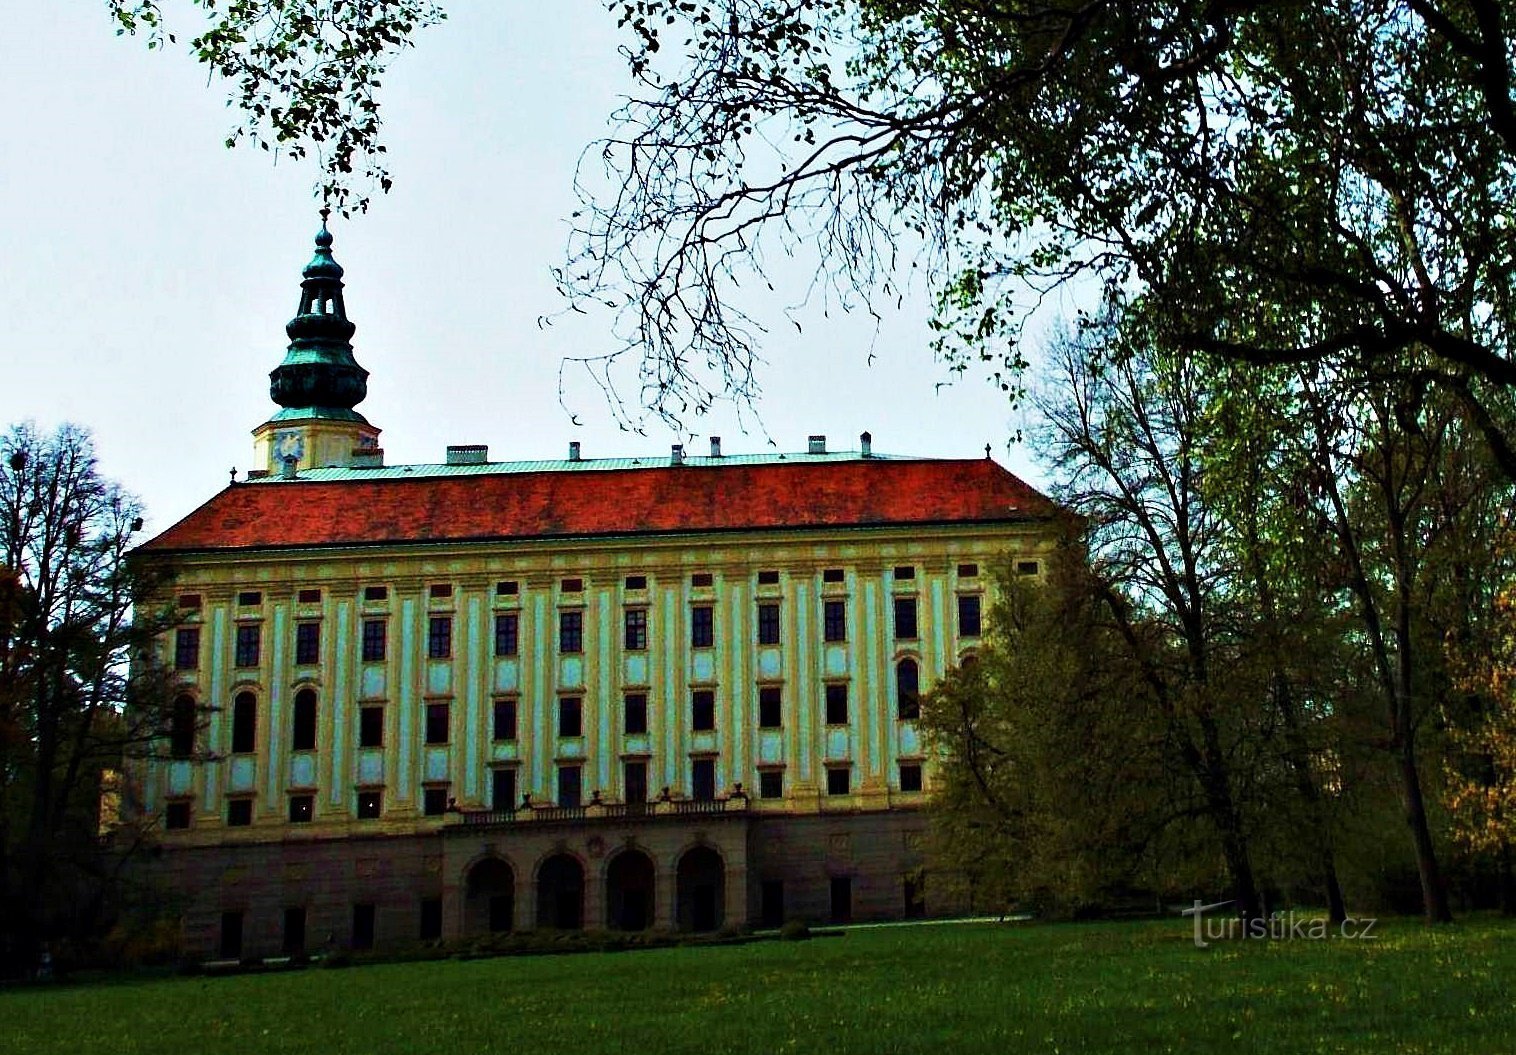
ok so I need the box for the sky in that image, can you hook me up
[1,3,1053,536]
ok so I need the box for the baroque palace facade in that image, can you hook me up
[132,221,1059,960]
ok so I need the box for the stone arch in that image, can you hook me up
[605,848,656,931]
[464,855,516,935]
[675,844,725,932]
[536,852,585,930]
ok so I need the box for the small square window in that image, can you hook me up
[494,612,519,656]
[624,608,648,651]
[364,585,388,602]
[691,572,713,588]
[493,699,518,742]
[827,767,851,796]
[899,763,923,793]
[823,600,846,642]
[422,788,448,817]
[957,563,979,578]
[691,605,714,648]
[559,697,583,738]
[361,619,386,662]
[559,610,583,653]
[359,706,384,748]
[825,684,848,725]
[496,580,519,596]
[893,566,915,581]
[226,798,253,827]
[958,594,982,638]
[557,765,582,808]
[625,575,647,590]
[894,597,918,640]
[491,768,517,812]
[178,593,202,609]
[429,583,453,599]
[428,616,452,659]
[425,703,450,745]
[692,690,715,732]
[758,769,784,799]
[822,568,845,583]
[238,590,263,607]
[1017,560,1040,576]
[295,621,320,665]
[357,790,382,819]
[757,570,780,585]
[691,758,716,800]
[174,627,200,671]
[624,693,648,736]
[757,603,781,645]
[562,577,584,593]
[235,624,261,667]
[297,588,321,604]
[289,795,314,823]
[165,801,191,830]
[758,686,782,729]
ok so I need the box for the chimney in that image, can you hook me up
[808,434,827,455]
[279,456,298,480]
[709,436,722,458]
[445,444,489,466]
[350,447,385,469]
[860,431,872,458]
[568,441,582,462]
[671,443,685,465]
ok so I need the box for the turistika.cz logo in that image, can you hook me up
[1187,901,1378,948]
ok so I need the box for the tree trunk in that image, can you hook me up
[1398,737,1453,923]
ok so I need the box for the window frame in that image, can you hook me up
[494,612,520,657]
[559,609,584,653]
[295,621,321,665]
[824,683,849,726]
[173,627,200,671]
[427,615,452,659]
[756,602,781,645]
[823,599,847,642]
[234,623,261,668]
[558,696,583,739]
[691,689,716,732]
[623,608,648,651]
[691,604,715,648]
[358,705,384,748]
[361,618,387,662]
[758,686,782,729]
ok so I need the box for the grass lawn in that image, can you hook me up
[1,915,1512,1054]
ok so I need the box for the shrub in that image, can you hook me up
[779,920,811,941]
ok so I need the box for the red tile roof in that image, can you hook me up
[139,458,1057,553]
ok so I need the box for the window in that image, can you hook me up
[169,694,195,758]
[289,794,314,823]
[165,800,191,830]
[496,580,518,596]
[297,588,321,604]
[231,692,257,754]
[557,765,582,808]
[491,768,517,812]
[1017,560,1040,576]
[624,693,648,736]
[758,687,782,729]
[691,689,715,732]
[364,585,388,602]
[422,788,448,816]
[897,659,920,720]
[234,624,261,667]
[174,628,199,670]
[691,758,716,800]
[957,563,979,578]
[761,880,785,928]
[823,600,846,642]
[562,577,584,593]
[625,574,647,590]
[757,570,780,585]
[358,705,384,748]
[425,703,450,745]
[292,689,317,751]
[494,613,519,656]
[295,621,320,665]
[492,698,518,742]
[178,593,202,609]
[226,798,253,827]
[691,572,713,588]
[220,911,244,959]
[827,766,851,796]
[894,596,918,640]
[352,904,376,951]
[559,610,583,653]
[361,619,386,662]
[691,605,714,647]
[830,877,853,923]
[899,762,924,793]
[825,684,848,726]
[419,898,443,941]
[237,590,263,607]
[822,568,845,583]
[559,697,583,738]
[893,566,915,581]
[624,608,648,650]
[428,583,453,599]
[283,907,307,955]
[357,790,382,819]
[958,594,982,637]
[624,760,648,803]
[427,616,452,659]
[757,603,781,645]
[758,769,784,799]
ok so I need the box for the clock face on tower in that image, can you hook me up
[274,430,306,466]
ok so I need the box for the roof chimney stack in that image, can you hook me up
[710,436,722,458]
[445,444,488,466]
[808,434,827,455]
[279,455,298,480]
[860,431,872,458]
[568,441,582,462]
[671,443,685,465]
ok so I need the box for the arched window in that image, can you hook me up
[169,694,196,758]
[897,659,920,721]
[231,692,257,754]
[292,689,317,751]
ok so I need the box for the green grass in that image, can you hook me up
[2,916,1513,1054]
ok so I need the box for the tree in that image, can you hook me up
[0,423,180,977]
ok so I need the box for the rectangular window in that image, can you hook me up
[237,590,263,607]
[958,594,982,638]
[894,597,918,640]
[491,768,517,812]
[557,765,582,808]
[494,612,519,656]
[234,624,261,667]
[427,616,452,659]
[624,693,648,736]
[419,898,443,941]
[428,583,453,599]
[691,758,716,801]
[691,572,713,588]
[825,684,848,726]
[496,580,519,596]
[757,603,781,645]
[1017,560,1040,576]
[757,570,780,585]
[827,766,851,796]
[297,588,322,604]
[356,790,382,819]
[352,904,376,951]
[758,687,782,729]
[170,696,196,758]
[562,577,584,593]
[422,787,448,816]
[178,593,202,609]
[165,801,191,830]
[559,610,583,653]
[226,798,253,827]
[220,911,244,960]
[822,568,845,583]
[174,628,199,670]
[624,608,648,650]
[559,697,583,738]
[231,694,256,754]
[957,563,979,578]
[425,702,450,745]
[364,585,388,602]
[691,689,715,732]
[893,566,915,581]
[291,692,317,751]
[492,698,518,742]
[758,769,784,799]
[624,760,648,803]
[823,600,846,642]
[830,876,853,923]
[625,574,647,590]
[295,621,320,665]
[359,705,384,748]
[691,605,714,648]
[761,880,785,928]
[361,619,386,662]
[288,795,314,823]
[899,762,924,793]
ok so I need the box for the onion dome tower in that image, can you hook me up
[251,211,382,474]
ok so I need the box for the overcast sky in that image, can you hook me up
[1,3,1054,535]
